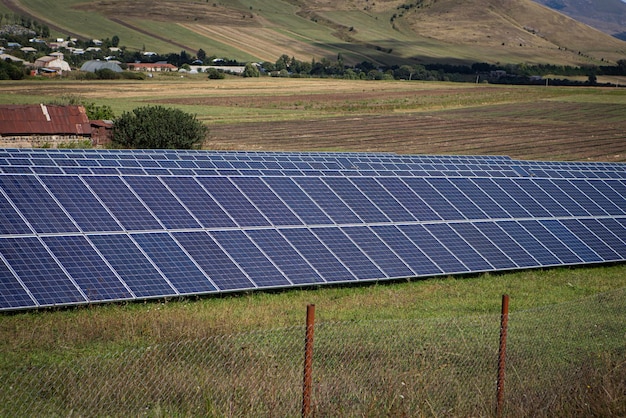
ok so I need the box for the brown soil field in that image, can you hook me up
[202,106,626,161]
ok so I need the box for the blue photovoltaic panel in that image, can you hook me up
[559,219,621,261]
[471,178,532,219]
[42,235,132,301]
[517,179,572,217]
[591,181,626,213]
[588,219,626,258]
[263,177,333,225]
[161,177,236,228]
[518,220,584,265]
[539,219,603,263]
[0,193,31,235]
[426,178,488,220]
[124,177,201,229]
[376,178,441,221]
[0,237,85,306]
[474,222,540,268]
[0,176,79,233]
[0,148,625,311]
[294,177,362,224]
[494,179,552,218]
[450,223,516,269]
[424,223,493,271]
[399,224,469,274]
[553,180,607,216]
[370,225,442,275]
[0,259,35,309]
[496,221,561,266]
[402,178,465,220]
[41,176,123,232]
[88,234,175,297]
[570,180,623,216]
[322,177,389,223]
[84,176,163,231]
[311,227,384,280]
[230,177,302,226]
[341,226,415,278]
[196,177,270,227]
[210,230,292,287]
[350,178,416,222]
[132,233,217,294]
[447,178,510,219]
[531,178,590,216]
[281,228,357,282]
[173,231,255,291]
[246,229,325,285]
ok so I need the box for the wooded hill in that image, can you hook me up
[2,0,625,66]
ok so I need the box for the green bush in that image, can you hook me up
[112,105,207,149]
[242,63,260,77]
[206,68,225,79]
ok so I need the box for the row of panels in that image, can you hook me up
[2,217,625,310]
[8,148,626,173]
[2,174,626,235]
[1,154,623,180]
[1,148,512,163]
[0,164,526,179]
[4,149,624,171]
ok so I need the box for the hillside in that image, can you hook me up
[533,0,626,39]
[2,0,625,65]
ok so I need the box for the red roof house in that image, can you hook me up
[0,104,91,137]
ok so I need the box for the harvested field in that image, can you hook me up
[204,106,626,161]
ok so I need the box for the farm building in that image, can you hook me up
[0,104,91,147]
[33,55,71,74]
[80,60,123,73]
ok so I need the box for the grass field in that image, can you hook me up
[1,77,625,415]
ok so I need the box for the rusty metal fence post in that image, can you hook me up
[302,304,316,418]
[496,294,510,418]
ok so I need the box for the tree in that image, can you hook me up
[275,54,290,71]
[197,48,207,62]
[112,106,208,149]
[242,63,260,77]
[84,103,115,120]
[111,35,120,47]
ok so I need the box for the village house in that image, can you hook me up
[127,62,178,72]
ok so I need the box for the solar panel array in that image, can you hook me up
[1,148,625,311]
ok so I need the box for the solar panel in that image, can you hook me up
[0,148,625,311]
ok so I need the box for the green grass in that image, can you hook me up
[2,264,625,358]
[1,266,625,416]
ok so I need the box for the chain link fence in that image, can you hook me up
[1,288,624,417]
